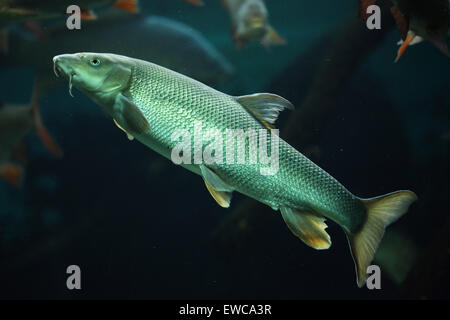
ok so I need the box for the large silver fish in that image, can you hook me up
[53,52,417,287]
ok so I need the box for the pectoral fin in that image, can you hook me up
[235,93,294,129]
[117,94,150,135]
[114,119,134,140]
[200,165,233,208]
[280,207,331,250]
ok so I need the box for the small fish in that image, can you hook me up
[0,0,139,24]
[53,52,417,286]
[0,84,62,187]
[361,0,450,61]
[393,0,450,62]
[222,0,285,49]
[184,0,204,6]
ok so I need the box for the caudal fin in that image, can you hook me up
[0,163,24,188]
[112,0,139,13]
[184,0,204,6]
[347,190,417,287]
[31,86,63,158]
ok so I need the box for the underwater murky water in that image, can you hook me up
[0,0,449,299]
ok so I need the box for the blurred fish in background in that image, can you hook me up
[0,0,139,24]
[392,0,450,61]
[221,0,285,49]
[360,0,450,61]
[0,0,449,300]
[1,11,234,94]
[0,85,62,187]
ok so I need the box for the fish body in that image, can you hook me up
[2,14,234,92]
[222,0,285,48]
[53,52,417,287]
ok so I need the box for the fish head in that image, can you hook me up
[235,0,268,42]
[53,53,133,100]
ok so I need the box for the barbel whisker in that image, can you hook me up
[69,73,74,97]
[53,63,59,77]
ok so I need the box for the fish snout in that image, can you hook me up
[52,54,80,78]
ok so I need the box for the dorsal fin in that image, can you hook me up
[235,93,294,129]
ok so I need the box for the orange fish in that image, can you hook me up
[0,84,62,187]
[360,0,450,61]
[184,0,204,6]
[0,0,139,24]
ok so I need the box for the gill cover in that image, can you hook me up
[100,60,132,94]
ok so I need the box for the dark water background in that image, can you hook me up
[0,0,449,299]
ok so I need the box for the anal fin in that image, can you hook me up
[200,165,233,208]
[280,207,331,250]
[204,180,232,208]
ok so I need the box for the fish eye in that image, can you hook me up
[89,58,101,67]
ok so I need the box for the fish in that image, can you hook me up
[360,0,450,61]
[392,0,450,62]
[1,14,234,93]
[221,0,285,49]
[0,84,62,187]
[184,0,204,5]
[0,0,139,24]
[53,52,417,287]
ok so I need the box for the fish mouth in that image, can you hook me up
[53,57,77,97]
[53,61,62,77]
[53,59,75,79]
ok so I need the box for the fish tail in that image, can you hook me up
[0,163,24,188]
[347,190,417,287]
[31,85,63,158]
[112,0,140,13]
[184,0,204,6]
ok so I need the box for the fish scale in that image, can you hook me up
[126,58,365,231]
